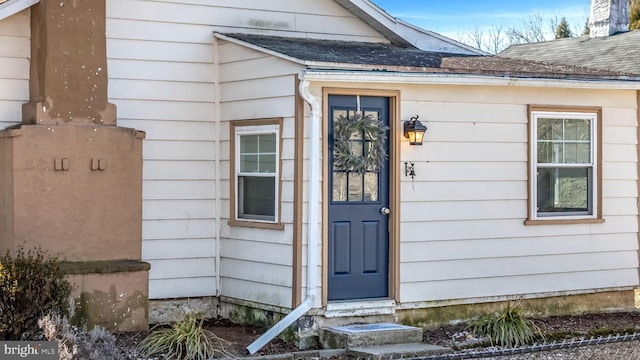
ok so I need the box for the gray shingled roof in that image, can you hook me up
[222,33,638,81]
[499,30,640,75]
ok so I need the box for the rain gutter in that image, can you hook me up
[300,69,640,90]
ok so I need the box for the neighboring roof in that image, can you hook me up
[0,0,38,21]
[218,33,639,81]
[499,30,640,75]
[333,0,485,55]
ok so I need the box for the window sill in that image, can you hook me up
[228,219,285,230]
[524,218,605,225]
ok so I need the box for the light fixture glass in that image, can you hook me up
[403,115,427,145]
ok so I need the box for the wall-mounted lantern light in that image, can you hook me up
[403,115,427,146]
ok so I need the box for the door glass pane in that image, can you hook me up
[333,172,347,202]
[363,111,379,140]
[350,141,363,157]
[348,111,363,140]
[364,172,378,201]
[348,172,363,201]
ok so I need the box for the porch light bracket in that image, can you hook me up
[403,115,427,145]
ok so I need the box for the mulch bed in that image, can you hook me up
[116,311,640,359]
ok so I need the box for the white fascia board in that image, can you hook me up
[334,0,486,55]
[300,70,640,90]
[0,0,38,21]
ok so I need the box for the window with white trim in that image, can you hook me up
[530,109,600,221]
[232,121,280,224]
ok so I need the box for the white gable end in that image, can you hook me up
[334,0,485,54]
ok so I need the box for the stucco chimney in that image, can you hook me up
[589,0,629,37]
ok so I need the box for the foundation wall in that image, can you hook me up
[66,261,149,331]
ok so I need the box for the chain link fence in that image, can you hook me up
[416,333,640,360]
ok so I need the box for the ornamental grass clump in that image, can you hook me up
[137,310,234,359]
[469,302,544,348]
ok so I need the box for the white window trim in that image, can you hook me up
[529,110,599,221]
[233,123,280,224]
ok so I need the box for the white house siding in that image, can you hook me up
[0,9,29,129]
[397,84,639,305]
[106,0,383,300]
[218,42,304,308]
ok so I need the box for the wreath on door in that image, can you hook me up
[333,112,389,173]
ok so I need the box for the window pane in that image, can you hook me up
[260,154,276,173]
[564,119,578,141]
[238,176,275,220]
[240,155,258,172]
[537,167,589,214]
[565,119,591,141]
[260,134,277,153]
[577,143,591,163]
[537,142,552,163]
[333,172,347,202]
[537,119,551,141]
[564,143,578,163]
[241,135,259,153]
[537,118,563,141]
[550,119,563,140]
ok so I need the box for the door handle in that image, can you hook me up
[380,207,390,215]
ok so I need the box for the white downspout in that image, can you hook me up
[212,36,222,296]
[246,75,320,354]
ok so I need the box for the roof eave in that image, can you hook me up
[299,69,640,90]
[0,0,39,21]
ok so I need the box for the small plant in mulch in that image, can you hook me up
[137,310,235,359]
[469,301,545,348]
[39,313,119,360]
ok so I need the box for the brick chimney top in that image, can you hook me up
[589,0,630,37]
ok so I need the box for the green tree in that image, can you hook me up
[631,0,640,30]
[555,17,572,38]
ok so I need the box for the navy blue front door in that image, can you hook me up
[328,95,390,301]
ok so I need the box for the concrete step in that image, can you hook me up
[320,323,423,349]
[349,343,452,360]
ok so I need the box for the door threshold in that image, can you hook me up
[324,299,396,318]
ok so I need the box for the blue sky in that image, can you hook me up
[370,0,591,40]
